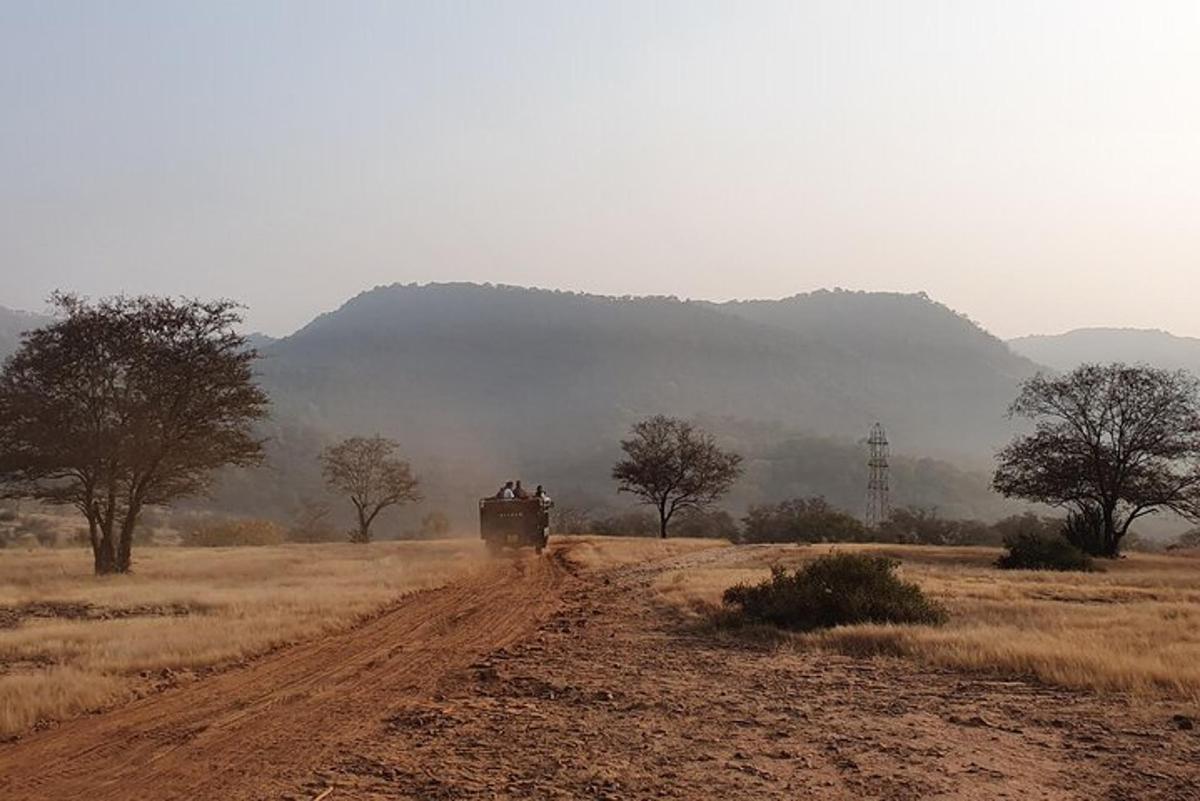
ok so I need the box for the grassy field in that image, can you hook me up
[0,540,488,736]
[564,534,727,570]
[655,542,1200,703]
[7,536,1199,738]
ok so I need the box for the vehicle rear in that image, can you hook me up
[479,497,551,554]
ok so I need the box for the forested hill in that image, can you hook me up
[715,290,1036,459]
[258,284,1039,466]
[0,285,1039,523]
[1009,328,1200,376]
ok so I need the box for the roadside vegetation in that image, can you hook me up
[996,530,1095,572]
[0,540,485,736]
[721,553,946,630]
[655,543,1200,701]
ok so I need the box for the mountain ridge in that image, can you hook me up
[1,284,1049,524]
[1009,327,1200,375]
[258,282,1038,459]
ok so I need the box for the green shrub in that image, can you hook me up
[182,518,286,547]
[721,553,947,631]
[996,530,1095,571]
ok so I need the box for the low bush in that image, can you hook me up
[182,518,286,547]
[721,553,947,631]
[741,497,866,544]
[996,531,1095,571]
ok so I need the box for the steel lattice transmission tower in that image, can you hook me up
[865,422,892,529]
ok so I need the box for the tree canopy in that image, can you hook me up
[0,293,269,573]
[612,415,742,539]
[993,364,1200,556]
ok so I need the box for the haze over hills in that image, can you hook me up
[0,306,49,361]
[1010,328,1200,376]
[261,284,1038,455]
[190,283,1041,526]
[1,284,1052,527]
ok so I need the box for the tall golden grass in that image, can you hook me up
[655,542,1200,702]
[0,540,487,736]
[562,534,727,570]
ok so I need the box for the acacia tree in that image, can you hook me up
[320,436,420,543]
[993,364,1200,557]
[0,293,269,574]
[612,415,742,539]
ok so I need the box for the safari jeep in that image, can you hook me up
[479,496,551,555]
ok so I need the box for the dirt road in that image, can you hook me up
[0,551,568,800]
[3,542,1198,800]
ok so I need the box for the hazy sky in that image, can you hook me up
[1,1,1197,338]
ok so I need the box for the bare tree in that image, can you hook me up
[993,364,1200,556]
[0,293,269,574]
[612,415,742,538]
[320,436,420,543]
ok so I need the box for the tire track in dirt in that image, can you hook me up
[0,550,572,801]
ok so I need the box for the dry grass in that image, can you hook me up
[561,535,728,570]
[655,542,1200,702]
[0,540,487,736]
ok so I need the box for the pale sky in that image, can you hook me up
[1,1,1197,338]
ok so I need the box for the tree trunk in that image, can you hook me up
[1102,504,1120,558]
[90,523,116,575]
[94,521,118,575]
[352,505,372,544]
[86,512,105,575]
[115,504,141,573]
[93,548,116,575]
[659,506,669,539]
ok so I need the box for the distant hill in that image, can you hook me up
[1009,328,1200,375]
[0,285,1042,527]
[716,291,1037,459]
[199,283,1042,526]
[244,332,278,351]
[258,284,1038,463]
[0,306,49,362]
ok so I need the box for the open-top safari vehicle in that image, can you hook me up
[479,496,551,555]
